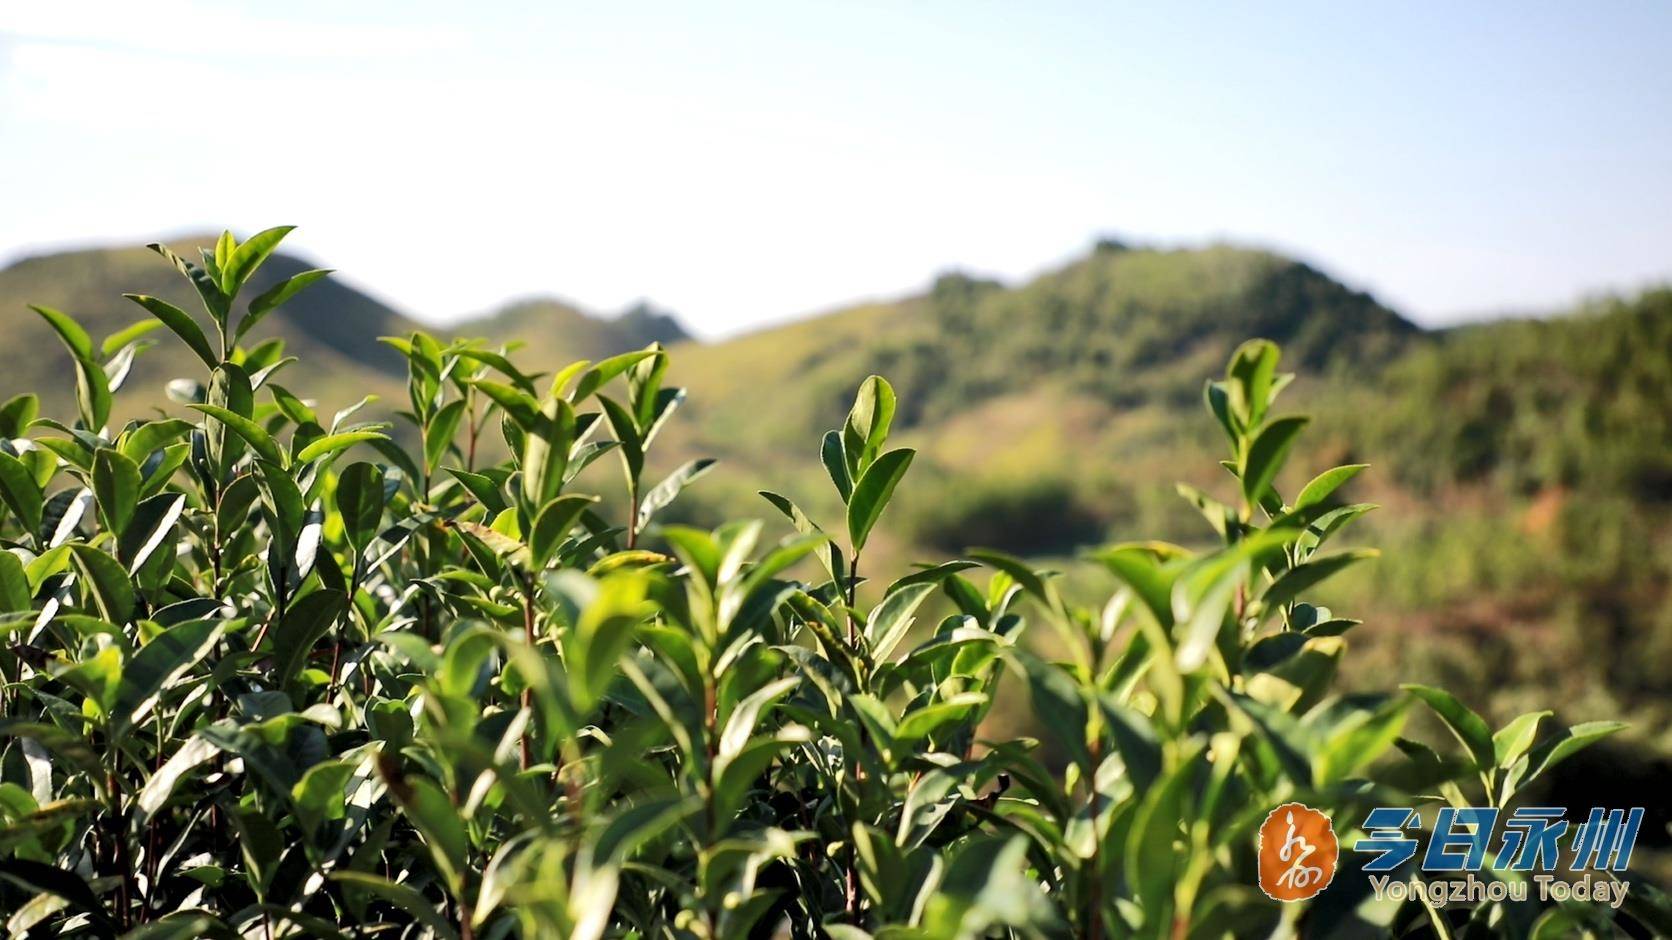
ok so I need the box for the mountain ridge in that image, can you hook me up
[662,241,1420,457]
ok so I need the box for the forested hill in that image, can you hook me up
[663,242,1418,457]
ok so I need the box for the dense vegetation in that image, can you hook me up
[1325,294,1672,859]
[0,228,1665,936]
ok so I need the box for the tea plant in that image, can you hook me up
[0,227,1663,938]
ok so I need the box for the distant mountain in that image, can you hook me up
[0,237,692,423]
[0,235,418,423]
[452,297,690,376]
[664,242,1418,469]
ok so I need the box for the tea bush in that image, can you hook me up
[0,228,1664,938]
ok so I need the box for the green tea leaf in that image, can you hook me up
[842,374,896,477]
[68,543,134,625]
[821,430,851,502]
[637,458,716,530]
[291,759,356,833]
[32,306,112,431]
[376,757,469,889]
[124,294,218,367]
[469,379,540,429]
[148,241,230,330]
[524,396,579,507]
[570,349,659,403]
[1090,543,1184,629]
[0,551,30,613]
[219,225,294,295]
[267,590,348,689]
[0,860,119,935]
[242,268,331,338]
[1260,549,1377,611]
[110,618,224,740]
[453,347,537,395]
[118,493,185,575]
[423,398,467,472]
[335,462,385,554]
[1492,710,1551,769]
[1225,338,1279,426]
[135,736,222,824]
[1240,415,1309,509]
[0,451,45,537]
[597,395,643,481]
[190,404,285,466]
[1518,720,1626,788]
[118,418,195,464]
[92,448,141,536]
[719,676,799,759]
[866,582,936,661]
[29,304,95,362]
[0,393,39,439]
[846,447,914,551]
[1293,463,1368,510]
[296,430,386,465]
[530,494,599,567]
[330,871,459,940]
[1402,684,1496,771]
[895,692,985,743]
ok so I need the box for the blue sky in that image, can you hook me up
[1,1,1668,335]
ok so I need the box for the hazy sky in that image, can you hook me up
[2,1,1669,336]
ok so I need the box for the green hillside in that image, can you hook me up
[658,244,1420,559]
[1327,292,1672,743]
[669,243,1415,454]
[457,296,689,379]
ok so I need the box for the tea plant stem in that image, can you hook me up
[1085,738,1104,940]
[846,855,859,919]
[328,640,343,691]
[209,480,227,588]
[417,535,435,641]
[250,612,275,651]
[332,557,361,692]
[107,769,134,929]
[520,573,536,770]
[465,387,480,472]
[845,552,861,644]
[702,671,720,932]
[145,719,163,917]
